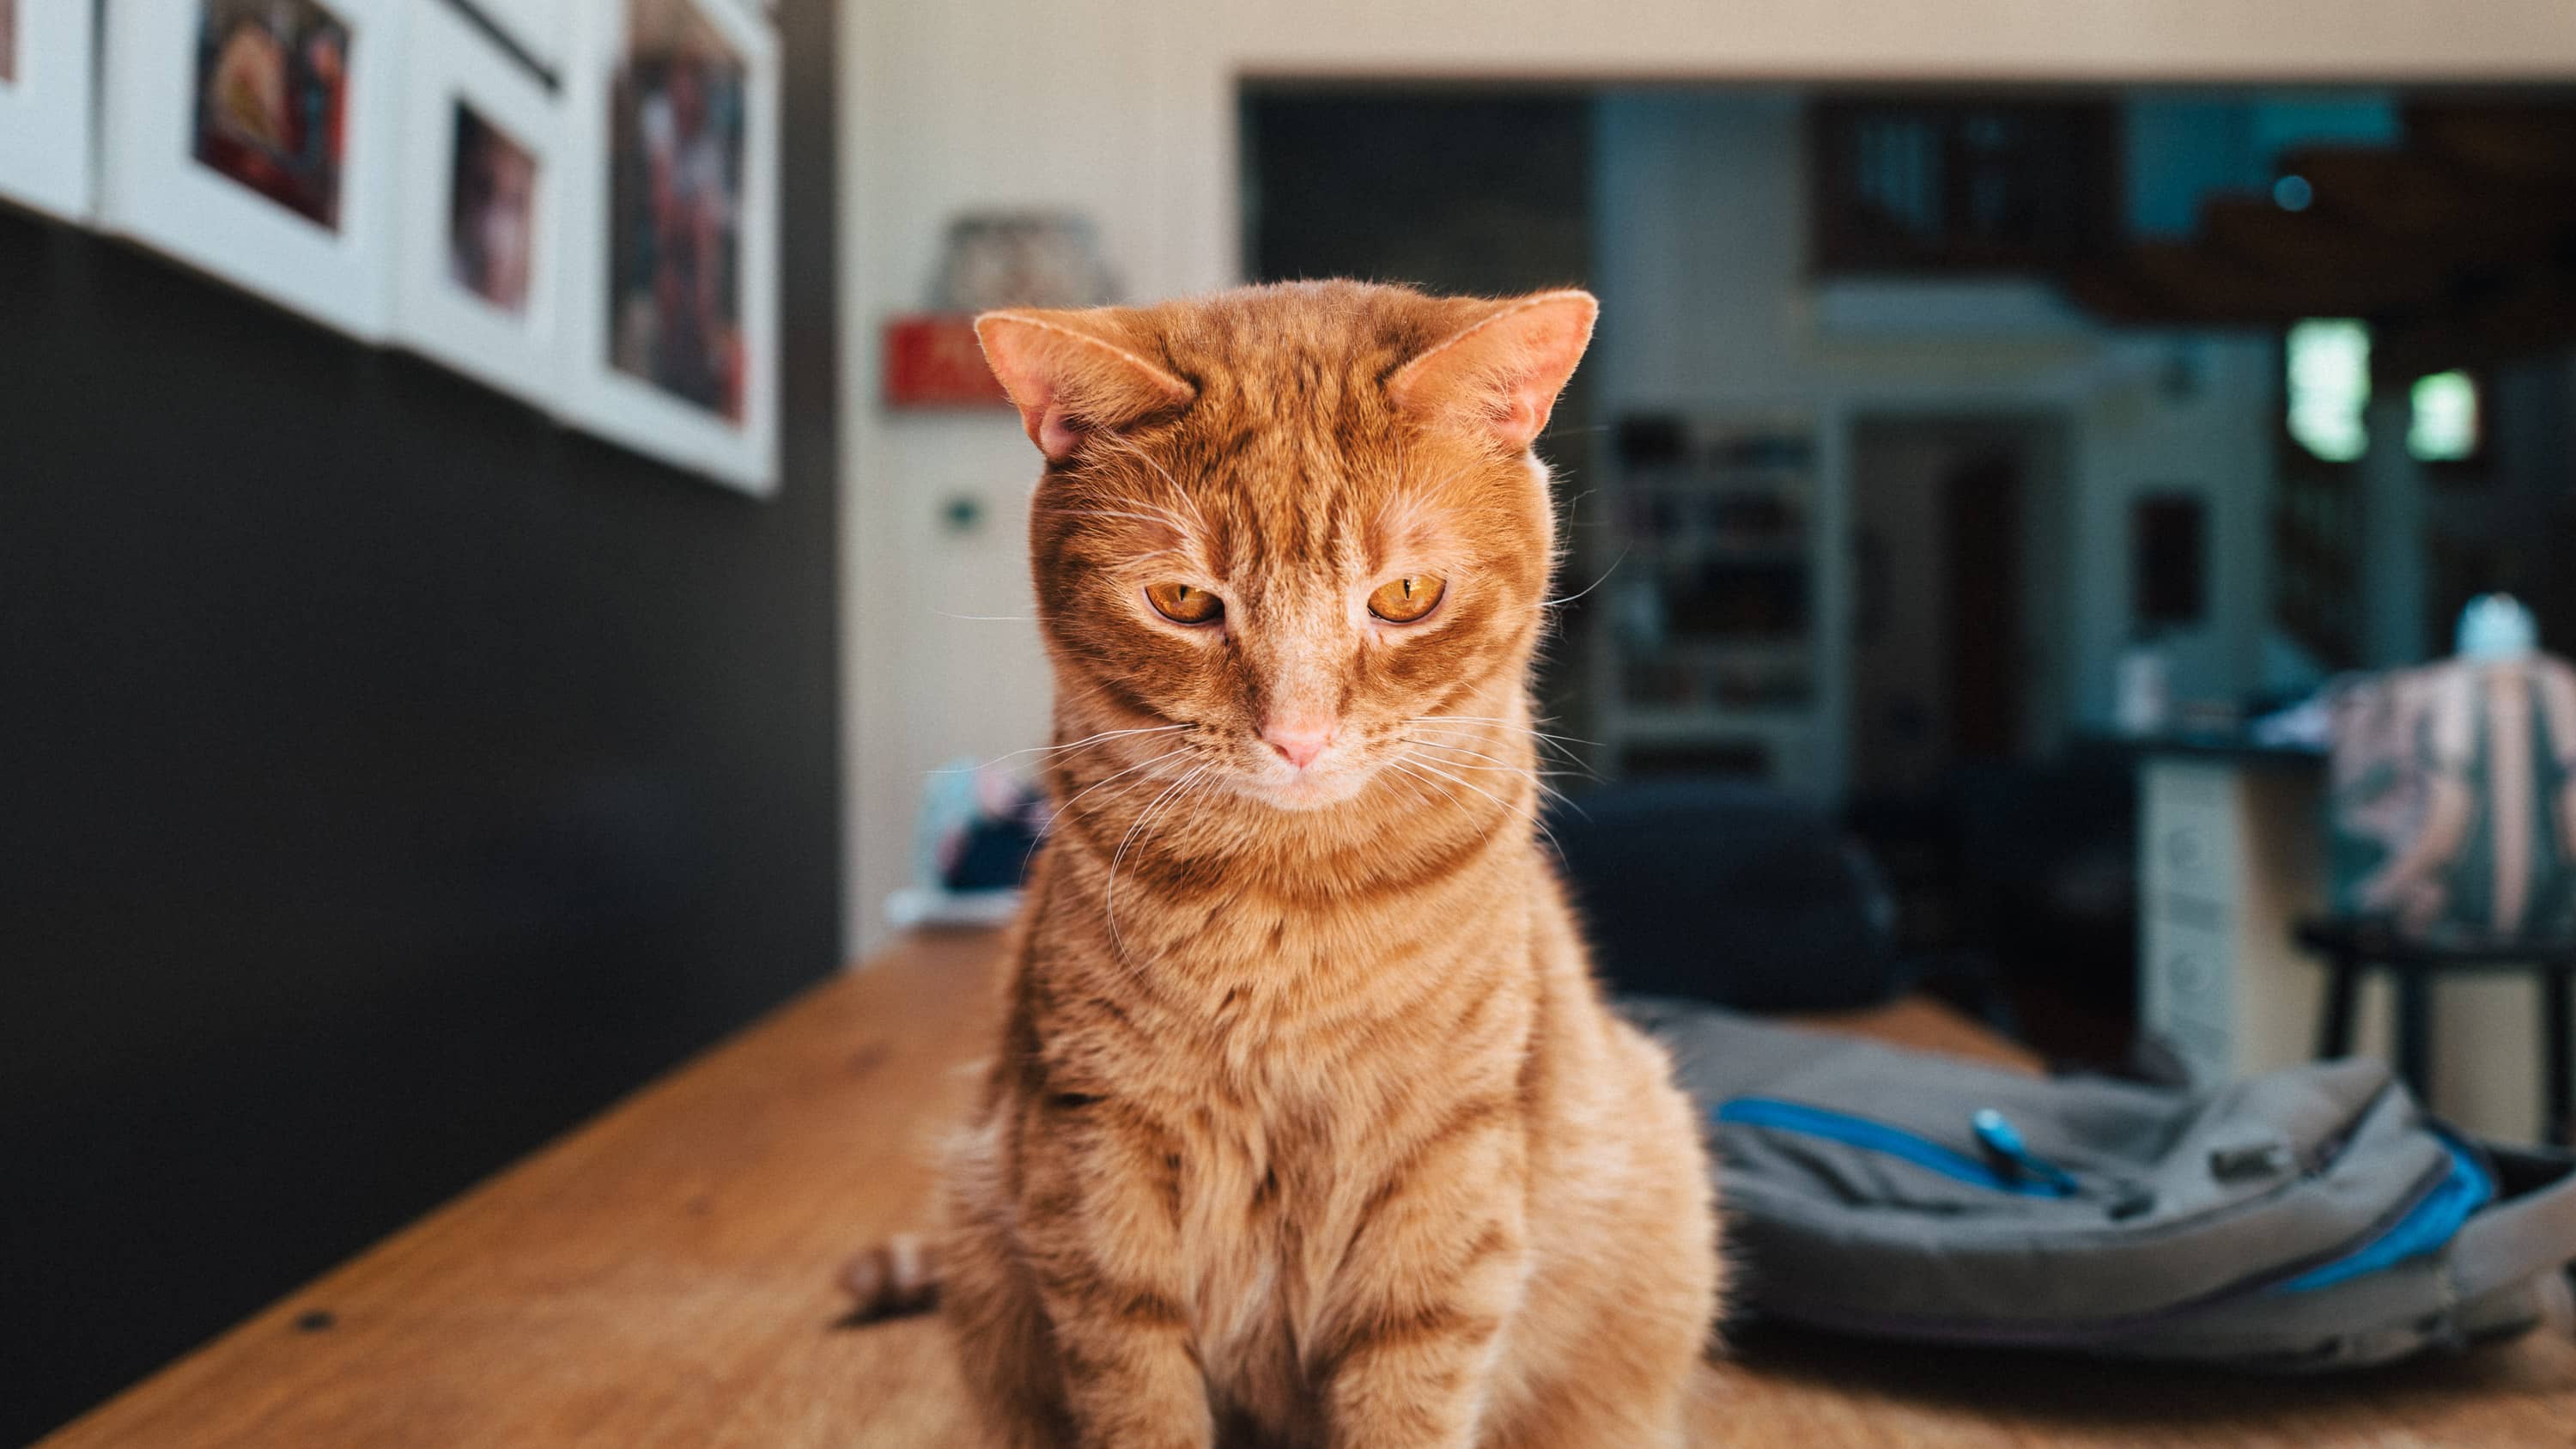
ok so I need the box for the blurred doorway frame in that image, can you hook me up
[1845,409,2076,801]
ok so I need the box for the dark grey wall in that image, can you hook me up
[0,5,840,1439]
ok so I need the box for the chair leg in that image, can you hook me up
[2318,953,2361,1059]
[2393,966,2434,1104]
[2544,967,2573,1150]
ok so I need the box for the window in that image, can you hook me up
[2285,319,2371,464]
[1810,100,2121,274]
[2274,324,2489,669]
[2409,371,2480,462]
[2284,321,2484,465]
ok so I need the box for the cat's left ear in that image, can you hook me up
[1387,289,1597,452]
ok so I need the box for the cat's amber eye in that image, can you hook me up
[1367,574,1447,624]
[1144,581,1223,625]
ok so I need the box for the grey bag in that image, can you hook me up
[1631,1000,2576,1371]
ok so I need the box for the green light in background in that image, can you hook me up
[2409,371,2478,461]
[2287,320,2371,463]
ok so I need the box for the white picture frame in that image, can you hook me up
[391,0,564,411]
[557,0,779,495]
[100,0,404,340]
[0,0,99,221]
[466,0,568,72]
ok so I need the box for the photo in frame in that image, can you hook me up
[557,0,779,494]
[390,0,565,411]
[100,0,404,339]
[0,0,100,221]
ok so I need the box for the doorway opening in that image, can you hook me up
[1846,412,2134,1056]
[1847,414,2067,797]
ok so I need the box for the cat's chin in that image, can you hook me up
[1238,768,1372,812]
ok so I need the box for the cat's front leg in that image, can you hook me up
[1016,1109,1216,1449]
[1313,1123,1529,1449]
[1317,1308,1509,1448]
[1035,1268,1214,1449]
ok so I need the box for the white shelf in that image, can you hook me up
[1587,402,1843,796]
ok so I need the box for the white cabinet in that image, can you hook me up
[2137,754,2325,1087]
[2136,749,2555,1140]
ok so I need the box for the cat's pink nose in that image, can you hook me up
[1261,717,1338,770]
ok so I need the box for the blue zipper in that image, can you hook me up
[1715,1097,2080,1198]
[2269,1134,2493,1294]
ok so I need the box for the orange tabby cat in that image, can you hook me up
[858,281,1720,1446]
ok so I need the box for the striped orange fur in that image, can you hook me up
[883,281,1720,1447]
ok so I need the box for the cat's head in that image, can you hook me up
[980,281,1591,812]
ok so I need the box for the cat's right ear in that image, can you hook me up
[975,310,1195,462]
[1388,290,1596,453]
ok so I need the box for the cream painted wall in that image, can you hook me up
[837,3,1235,953]
[1219,0,2576,82]
[836,0,2576,955]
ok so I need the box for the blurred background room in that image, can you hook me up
[9,0,2576,1441]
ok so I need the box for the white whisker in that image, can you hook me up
[1395,752,1571,855]
[1379,762,1443,813]
[1400,752,1528,819]
[1411,714,1597,741]
[1406,718,1597,769]
[1408,731,1596,780]
[1385,758,1455,810]
[1411,715,1598,742]
[1054,743,1204,818]
[931,723,1194,776]
[1536,550,1626,611]
[1401,737,1522,770]
[1406,740,1587,815]
[1105,762,1212,963]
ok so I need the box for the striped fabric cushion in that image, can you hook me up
[2328,654,2576,942]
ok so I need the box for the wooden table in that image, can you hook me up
[48,928,2576,1447]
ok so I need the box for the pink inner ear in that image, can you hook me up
[1492,304,1593,447]
[983,345,1079,460]
[1036,406,1083,460]
[976,311,1195,463]
[1390,291,1597,452]
[998,367,1087,462]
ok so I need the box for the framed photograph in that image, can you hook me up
[0,0,98,221]
[558,0,779,495]
[390,0,563,410]
[100,0,403,339]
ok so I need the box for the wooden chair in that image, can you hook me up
[2302,917,2576,1148]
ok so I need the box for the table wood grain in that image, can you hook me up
[46,928,2576,1447]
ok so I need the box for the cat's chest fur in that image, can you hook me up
[1037,897,1540,1439]
[1147,1030,1482,1441]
